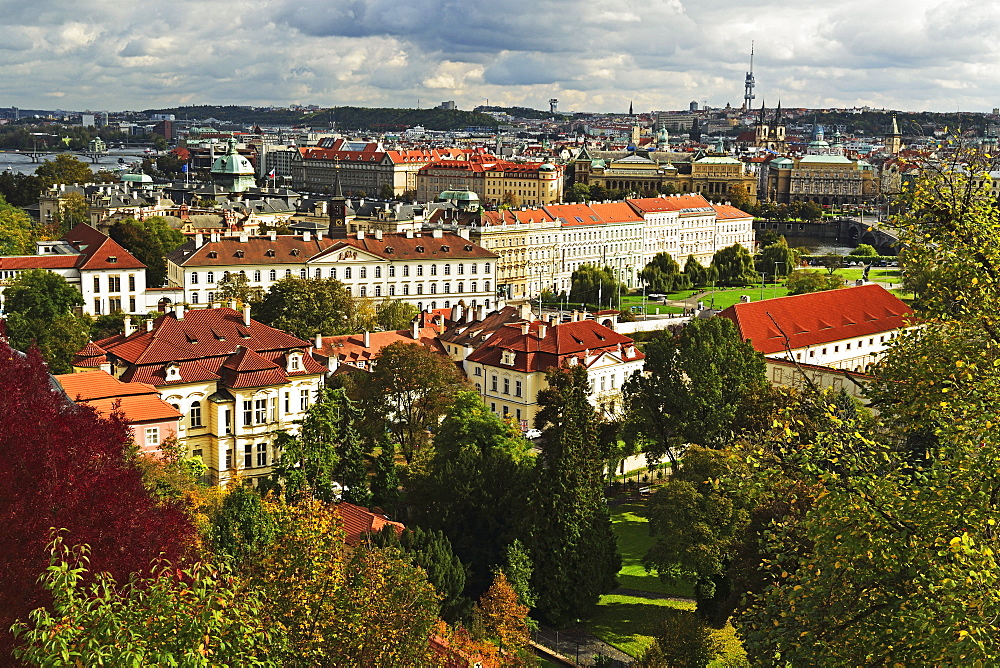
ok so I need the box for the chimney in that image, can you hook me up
[405,229,415,239]
[239,232,249,243]
[243,304,251,326]
[124,317,136,337]
[538,322,547,339]
[374,229,383,240]
[363,330,370,347]
[146,319,154,332]
[175,304,185,320]
[518,303,532,321]
[356,230,365,240]
[411,319,420,340]
[521,322,531,335]
[476,305,485,321]
[438,316,445,335]
[458,228,470,240]
[316,230,323,240]
[269,231,277,241]
[228,300,237,310]
[195,233,204,248]
[450,303,463,322]
[432,229,443,238]
[572,310,579,322]
[315,332,323,349]
[303,231,312,242]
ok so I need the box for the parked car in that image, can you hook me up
[524,428,542,440]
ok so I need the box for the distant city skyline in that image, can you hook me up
[4,0,999,114]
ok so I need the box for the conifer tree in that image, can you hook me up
[523,364,620,626]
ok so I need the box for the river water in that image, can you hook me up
[0,150,150,176]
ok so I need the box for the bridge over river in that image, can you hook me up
[756,218,900,255]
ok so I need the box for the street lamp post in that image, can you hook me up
[773,261,785,298]
[759,271,766,301]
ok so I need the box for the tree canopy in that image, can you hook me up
[569,264,625,308]
[711,244,759,286]
[34,154,93,188]
[3,268,89,373]
[0,195,36,256]
[108,217,186,288]
[524,364,620,626]
[640,252,691,294]
[252,276,362,338]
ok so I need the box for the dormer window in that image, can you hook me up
[207,251,218,258]
[165,363,182,381]
[415,245,425,253]
[291,248,301,256]
[235,250,244,258]
[287,352,302,372]
[464,245,473,251]
[385,246,393,253]
[266,249,276,257]
[106,256,117,263]
[501,350,516,366]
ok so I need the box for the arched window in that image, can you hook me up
[430,265,437,276]
[189,401,203,428]
[375,285,382,297]
[374,266,381,278]
[206,271,214,283]
[269,269,276,281]
[416,265,423,276]
[403,265,410,277]
[388,265,395,277]
[389,285,395,296]
[285,269,292,278]
[345,267,352,279]
[360,286,367,297]
[444,283,451,294]
[329,268,336,278]
[253,270,261,282]
[484,281,491,292]
[191,292,199,304]
[314,268,321,278]
[190,272,199,284]
[443,264,451,275]
[360,267,367,279]
[458,263,464,275]
[485,263,492,274]
[471,263,478,274]
[403,284,409,295]
[430,283,437,294]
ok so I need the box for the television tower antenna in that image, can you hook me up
[743,41,756,111]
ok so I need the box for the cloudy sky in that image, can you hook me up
[4,0,999,114]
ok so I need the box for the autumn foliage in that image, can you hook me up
[0,339,195,660]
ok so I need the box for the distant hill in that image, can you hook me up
[302,107,500,132]
[142,105,306,125]
[475,105,571,121]
[141,105,503,132]
[793,110,994,138]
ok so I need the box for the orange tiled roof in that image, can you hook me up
[337,502,404,547]
[54,370,182,424]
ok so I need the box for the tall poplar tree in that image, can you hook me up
[522,364,620,626]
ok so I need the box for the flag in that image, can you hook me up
[267,169,275,178]
[181,164,188,173]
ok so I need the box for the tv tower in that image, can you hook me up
[743,42,755,111]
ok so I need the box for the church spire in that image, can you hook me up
[629,100,633,116]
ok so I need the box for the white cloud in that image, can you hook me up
[0,0,998,113]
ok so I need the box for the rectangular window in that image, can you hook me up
[93,275,100,292]
[490,402,496,412]
[224,408,231,434]
[93,299,101,314]
[269,396,277,422]
[189,402,203,428]
[108,297,121,312]
[255,399,267,424]
[128,275,136,292]
[243,400,253,426]
[491,375,498,392]
[515,380,522,397]
[503,377,510,394]
[129,297,136,312]
[257,443,268,467]
[226,449,233,470]
[144,427,159,447]
[244,444,253,468]
[284,392,290,414]
[300,389,309,411]
[108,275,121,292]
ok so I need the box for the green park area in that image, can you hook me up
[584,502,746,665]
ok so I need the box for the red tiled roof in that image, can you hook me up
[466,319,643,373]
[63,223,146,270]
[627,194,714,214]
[0,256,81,270]
[314,326,444,370]
[712,204,753,220]
[337,502,404,547]
[329,232,497,261]
[54,370,182,424]
[167,235,339,267]
[716,284,914,355]
[589,201,643,224]
[219,346,287,389]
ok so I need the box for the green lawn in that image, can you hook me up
[585,594,747,666]
[611,503,693,597]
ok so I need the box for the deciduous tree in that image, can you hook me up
[0,195,36,255]
[253,276,359,338]
[623,317,768,466]
[375,297,419,331]
[711,244,758,286]
[785,269,843,295]
[34,153,92,187]
[474,571,531,659]
[0,338,194,659]
[3,268,89,373]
